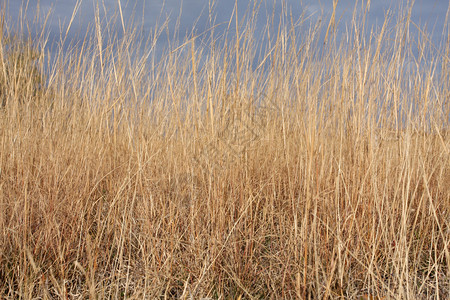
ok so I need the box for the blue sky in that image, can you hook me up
[5,1,449,44]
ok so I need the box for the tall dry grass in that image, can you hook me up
[0,1,449,299]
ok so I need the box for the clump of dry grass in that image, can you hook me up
[0,1,449,299]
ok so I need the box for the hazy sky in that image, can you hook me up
[4,0,449,51]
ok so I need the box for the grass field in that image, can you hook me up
[0,1,449,299]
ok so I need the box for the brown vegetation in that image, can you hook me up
[0,1,449,299]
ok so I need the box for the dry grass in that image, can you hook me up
[0,1,449,299]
